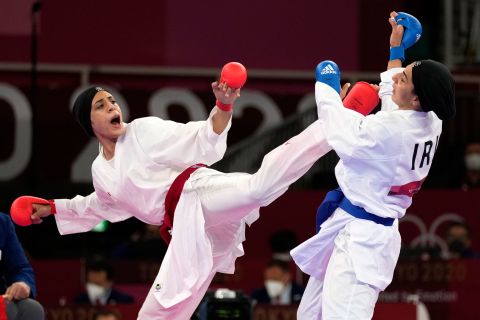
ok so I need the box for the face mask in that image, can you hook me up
[265,280,285,298]
[465,153,480,170]
[86,282,106,303]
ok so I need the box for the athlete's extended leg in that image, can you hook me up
[191,120,330,222]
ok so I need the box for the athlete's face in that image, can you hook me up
[392,63,420,110]
[90,91,126,140]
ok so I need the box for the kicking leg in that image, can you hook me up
[192,120,330,222]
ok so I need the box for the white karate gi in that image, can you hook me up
[53,107,331,319]
[292,68,443,319]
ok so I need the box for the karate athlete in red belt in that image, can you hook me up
[291,11,456,319]
[11,61,377,319]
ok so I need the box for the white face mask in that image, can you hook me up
[465,153,480,170]
[86,282,106,303]
[265,280,285,298]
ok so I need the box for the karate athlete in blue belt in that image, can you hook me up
[292,11,455,319]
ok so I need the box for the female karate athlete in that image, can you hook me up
[20,75,349,318]
[291,11,455,319]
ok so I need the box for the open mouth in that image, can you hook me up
[110,115,121,126]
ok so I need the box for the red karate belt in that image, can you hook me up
[0,296,7,320]
[160,164,207,245]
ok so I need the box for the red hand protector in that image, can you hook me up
[10,196,55,226]
[342,81,380,116]
[220,62,247,89]
[0,296,6,320]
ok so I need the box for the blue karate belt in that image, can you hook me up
[315,188,395,232]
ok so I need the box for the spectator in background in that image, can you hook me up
[444,221,480,259]
[92,309,121,320]
[461,142,480,190]
[74,259,134,305]
[251,259,304,305]
[0,213,44,320]
[111,224,167,260]
[269,229,298,262]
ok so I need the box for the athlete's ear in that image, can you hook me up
[411,94,421,109]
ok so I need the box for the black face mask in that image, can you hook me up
[448,239,467,254]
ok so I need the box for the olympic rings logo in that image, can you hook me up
[400,212,465,258]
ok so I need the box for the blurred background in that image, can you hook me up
[0,0,479,319]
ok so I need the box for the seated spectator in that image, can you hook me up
[399,243,441,261]
[269,229,298,262]
[444,221,480,259]
[74,259,134,305]
[251,259,304,305]
[111,224,167,260]
[0,212,44,320]
[461,142,480,190]
[93,309,121,320]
